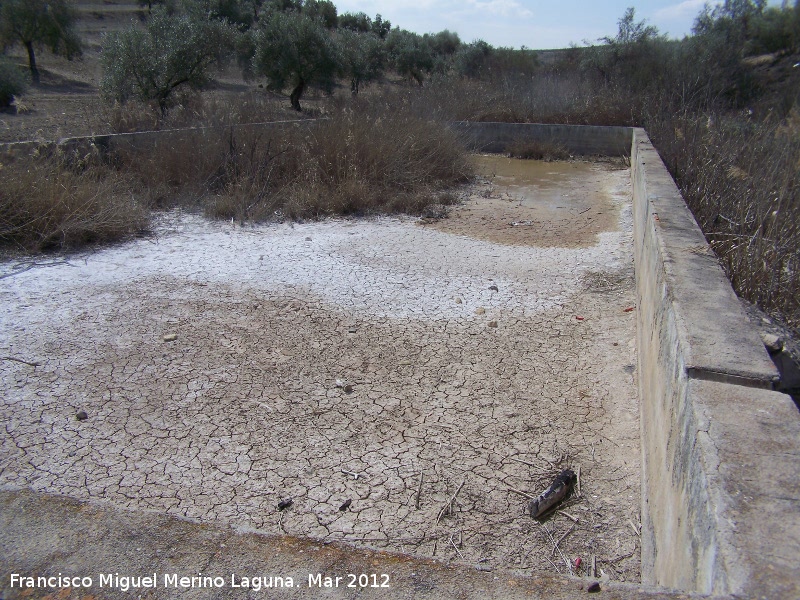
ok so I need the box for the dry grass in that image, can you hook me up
[506,139,571,161]
[0,148,149,253]
[115,102,472,221]
[650,111,800,330]
[0,100,472,254]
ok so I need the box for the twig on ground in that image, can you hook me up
[505,484,536,500]
[539,522,571,575]
[509,456,549,472]
[415,472,424,509]
[600,547,637,564]
[449,533,465,560]
[591,554,597,578]
[559,510,580,523]
[436,479,465,524]
[629,519,641,537]
[551,525,576,558]
[576,465,582,497]
[0,356,41,367]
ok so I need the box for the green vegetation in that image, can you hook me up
[252,10,339,111]
[0,0,82,84]
[100,9,234,113]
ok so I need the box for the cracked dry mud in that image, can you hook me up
[0,157,641,581]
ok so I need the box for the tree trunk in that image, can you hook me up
[351,78,359,96]
[25,41,40,85]
[290,78,306,111]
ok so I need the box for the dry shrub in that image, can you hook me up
[650,111,800,331]
[97,89,302,134]
[506,140,570,161]
[0,150,149,252]
[390,74,636,127]
[115,104,472,221]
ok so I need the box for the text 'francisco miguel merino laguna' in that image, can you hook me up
[10,572,391,591]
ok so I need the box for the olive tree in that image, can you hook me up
[100,10,233,113]
[0,0,82,84]
[338,29,384,95]
[252,11,339,111]
[385,28,433,85]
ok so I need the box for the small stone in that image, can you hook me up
[488,321,498,328]
[348,326,357,334]
[455,297,462,304]
[488,285,499,292]
[762,333,783,353]
[163,333,178,342]
[335,379,354,393]
[305,237,312,241]
[339,499,352,511]
[475,307,486,315]
[277,498,293,511]
[76,411,88,421]
[587,582,601,593]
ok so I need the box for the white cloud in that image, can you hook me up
[461,0,534,19]
[337,0,532,20]
[654,0,715,21]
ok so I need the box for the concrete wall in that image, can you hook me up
[631,128,800,597]
[451,122,633,156]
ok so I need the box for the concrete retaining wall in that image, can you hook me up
[451,121,633,156]
[631,128,800,597]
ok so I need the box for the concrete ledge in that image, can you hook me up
[0,489,707,600]
[451,122,633,156]
[632,128,800,596]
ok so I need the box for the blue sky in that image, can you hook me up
[333,1,783,50]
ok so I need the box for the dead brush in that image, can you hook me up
[506,140,571,161]
[650,111,800,332]
[0,151,149,252]
[99,91,304,134]
[112,104,473,221]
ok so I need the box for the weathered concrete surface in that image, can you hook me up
[631,128,800,597]
[0,488,719,600]
[452,122,633,156]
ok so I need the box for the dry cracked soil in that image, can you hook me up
[0,156,642,582]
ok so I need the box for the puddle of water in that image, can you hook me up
[429,155,628,248]
[472,154,601,211]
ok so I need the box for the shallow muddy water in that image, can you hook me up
[430,155,627,248]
